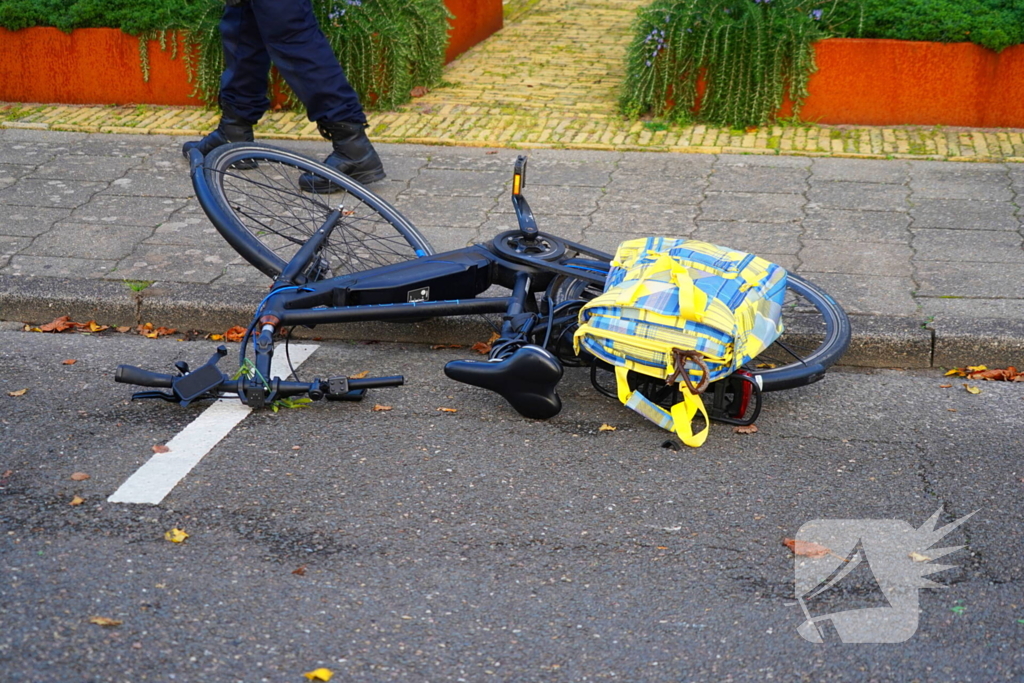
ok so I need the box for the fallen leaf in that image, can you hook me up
[152,444,170,454]
[438,407,458,413]
[755,362,777,369]
[7,388,27,397]
[304,669,333,682]
[292,445,301,451]
[88,616,122,627]
[410,86,429,98]
[209,334,224,341]
[87,321,109,333]
[963,384,982,394]
[1,470,12,479]
[70,472,90,481]
[224,326,247,342]
[734,424,759,434]
[944,368,962,376]
[292,565,307,576]
[783,538,832,559]
[39,315,75,333]
[372,404,393,412]
[62,359,77,365]
[745,126,758,133]
[948,408,958,412]
[656,546,669,550]
[116,326,132,333]
[939,383,952,388]
[471,341,491,355]
[350,370,370,379]
[431,344,463,350]
[69,495,85,506]
[164,528,189,543]
[598,424,617,432]
[485,150,499,155]
[909,551,932,562]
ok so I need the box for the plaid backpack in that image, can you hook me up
[574,237,787,447]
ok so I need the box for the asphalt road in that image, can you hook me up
[1,330,1022,682]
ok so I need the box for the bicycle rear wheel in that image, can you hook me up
[551,261,849,391]
[202,143,433,280]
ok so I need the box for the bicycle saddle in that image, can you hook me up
[444,344,563,419]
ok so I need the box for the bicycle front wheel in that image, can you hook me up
[202,143,433,280]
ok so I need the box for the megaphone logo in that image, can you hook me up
[794,508,976,643]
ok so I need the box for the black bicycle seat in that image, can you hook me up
[444,344,563,419]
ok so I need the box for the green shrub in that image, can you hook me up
[620,0,857,127]
[834,0,1024,52]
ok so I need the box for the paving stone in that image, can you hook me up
[800,240,913,276]
[214,263,275,287]
[521,159,616,187]
[1,255,117,279]
[603,176,706,204]
[589,204,697,234]
[795,272,918,316]
[910,171,1013,201]
[700,191,805,223]
[692,221,802,254]
[811,158,910,184]
[915,260,1024,298]
[707,164,808,194]
[28,155,142,182]
[494,185,605,216]
[617,152,714,176]
[69,194,189,226]
[0,206,73,237]
[144,218,228,249]
[111,244,237,284]
[920,297,1024,322]
[908,198,1021,230]
[402,168,507,197]
[62,137,164,158]
[24,222,153,260]
[100,169,195,198]
[391,194,494,229]
[911,228,1023,262]
[806,181,909,212]
[0,178,104,208]
[374,154,428,182]
[802,208,911,243]
[0,235,31,268]
[0,143,57,165]
[416,227,481,254]
[0,164,35,190]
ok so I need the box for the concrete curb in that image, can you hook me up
[4,275,1021,369]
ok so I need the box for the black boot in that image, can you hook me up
[181,111,256,159]
[299,120,386,192]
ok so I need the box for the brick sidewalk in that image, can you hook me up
[3,0,1023,161]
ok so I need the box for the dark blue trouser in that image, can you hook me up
[218,0,366,125]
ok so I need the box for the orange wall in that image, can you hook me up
[0,3,503,107]
[799,39,1024,127]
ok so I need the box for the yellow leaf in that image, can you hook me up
[939,384,952,388]
[598,424,616,432]
[437,407,457,413]
[909,551,932,562]
[303,669,333,681]
[88,616,122,627]
[966,365,987,372]
[209,334,224,341]
[350,370,370,379]
[70,495,85,506]
[372,404,392,412]
[944,368,962,376]
[164,528,189,543]
[7,388,27,397]
[963,384,982,394]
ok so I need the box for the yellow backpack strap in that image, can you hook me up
[615,366,710,448]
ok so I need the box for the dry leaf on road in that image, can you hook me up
[7,388,27,397]
[292,565,307,576]
[783,538,836,559]
[88,616,122,627]
[304,669,333,682]
[599,424,616,432]
[70,495,85,506]
[70,472,90,481]
[350,370,369,379]
[963,384,982,394]
[152,444,170,454]
[734,424,759,434]
[62,359,77,365]
[164,528,189,543]
[438,407,458,413]
[909,551,932,562]
[372,404,392,412]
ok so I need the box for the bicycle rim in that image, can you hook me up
[202,143,433,280]
[750,272,851,392]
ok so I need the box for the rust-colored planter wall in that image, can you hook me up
[0,0,502,107]
[798,39,1024,128]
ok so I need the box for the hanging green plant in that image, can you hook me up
[184,0,450,112]
[620,0,862,127]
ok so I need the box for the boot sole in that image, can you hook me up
[298,169,387,193]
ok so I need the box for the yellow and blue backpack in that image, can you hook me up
[574,237,787,447]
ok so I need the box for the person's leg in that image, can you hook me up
[181,3,269,158]
[249,0,385,185]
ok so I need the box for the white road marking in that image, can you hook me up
[108,344,319,505]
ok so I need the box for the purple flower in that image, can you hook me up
[810,9,823,20]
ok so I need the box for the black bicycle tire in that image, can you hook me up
[550,259,850,392]
[202,142,434,280]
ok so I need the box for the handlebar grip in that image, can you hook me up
[115,365,175,388]
[348,375,404,389]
